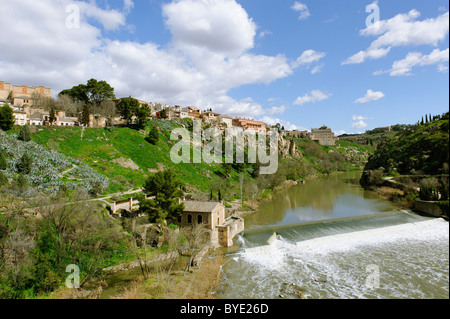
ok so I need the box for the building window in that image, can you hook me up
[187,214,192,224]
[198,215,203,225]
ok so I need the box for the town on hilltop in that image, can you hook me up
[0,80,337,146]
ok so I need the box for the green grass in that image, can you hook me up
[27,123,221,194]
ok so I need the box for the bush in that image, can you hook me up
[146,126,159,145]
[0,171,8,186]
[18,125,31,142]
[17,153,32,175]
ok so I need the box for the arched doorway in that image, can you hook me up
[187,214,192,224]
[198,215,203,224]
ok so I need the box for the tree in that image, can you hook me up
[17,153,32,175]
[159,108,168,119]
[135,104,151,129]
[16,174,28,191]
[81,104,90,127]
[0,105,15,131]
[146,126,159,145]
[0,152,7,170]
[116,97,140,124]
[218,189,222,202]
[18,125,31,142]
[49,107,56,125]
[59,78,115,107]
[138,169,184,223]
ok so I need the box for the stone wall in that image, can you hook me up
[414,200,444,217]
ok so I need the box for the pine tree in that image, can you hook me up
[218,189,222,202]
[145,126,159,145]
[139,169,184,223]
[0,104,15,131]
[210,189,213,201]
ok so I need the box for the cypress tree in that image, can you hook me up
[0,152,7,170]
[18,125,31,142]
[17,153,32,175]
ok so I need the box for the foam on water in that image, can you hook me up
[223,218,449,299]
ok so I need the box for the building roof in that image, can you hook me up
[30,112,45,120]
[182,201,223,213]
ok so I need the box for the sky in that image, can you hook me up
[0,0,448,135]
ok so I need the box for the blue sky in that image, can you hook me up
[0,0,448,134]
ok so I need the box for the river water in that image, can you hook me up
[217,172,449,299]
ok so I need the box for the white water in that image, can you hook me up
[220,216,449,299]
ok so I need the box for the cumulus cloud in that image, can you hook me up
[375,48,449,76]
[293,90,331,106]
[352,120,368,129]
[355,90,385,104]
[0,0,302,120]
[291,2,310,20]
[162,0,256,55]
[258,116,306,131]
[342,9,449,65]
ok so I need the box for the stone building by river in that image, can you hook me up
[174,200,244,247]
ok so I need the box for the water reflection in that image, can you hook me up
[246,172,394,227]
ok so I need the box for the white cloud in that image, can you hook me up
[291,2,310,20]
[352,115,369,121]
[384,48,449,76]
[310,64,324,74]
[355,90,385,103]
[294,50,326,65]
[352,120,368,129]
[292,50,326,74]
[342,10,449,64]
[162,0,256,55]
[0,0,303,120]
[293,90,331,106]
[258,116,305,131]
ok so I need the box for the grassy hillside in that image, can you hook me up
[363,117,449,175]
[3,120,374,202]
[23,120,224,194]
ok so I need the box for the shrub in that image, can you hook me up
[146,126,159,145]
[0,171,8,186]
[17,153,32,175]
[18,125,31,142]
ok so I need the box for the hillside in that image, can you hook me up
[2,120,374,204]
[362,116,449,176]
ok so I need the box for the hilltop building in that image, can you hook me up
[0,81,51,107]
[310,125,336,145]
[232,118,266,132]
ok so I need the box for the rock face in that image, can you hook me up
[278,135,301,158]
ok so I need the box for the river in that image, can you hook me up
[217,172,449,299]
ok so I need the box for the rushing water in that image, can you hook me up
[217,172,449,299]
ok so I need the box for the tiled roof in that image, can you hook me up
[182,201,222,213]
